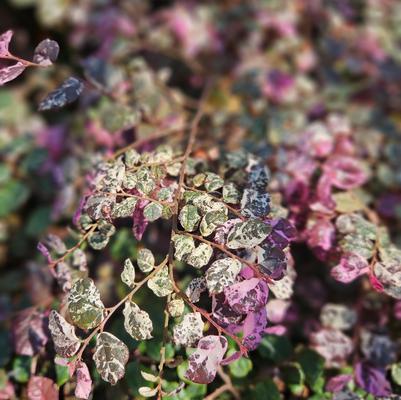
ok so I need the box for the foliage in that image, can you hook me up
[2,0,401,399]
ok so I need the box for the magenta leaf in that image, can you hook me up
[185,335,228,384]
[75,361,92,400]
[132,199,149,240]
[326,374,353,393]
[331,253,369,283]
[224,278,268,314]
[0,30,13,57]
[0,62,26,85]
[242,307,268,350]
[354,362,391,397]
[27,376,59,400]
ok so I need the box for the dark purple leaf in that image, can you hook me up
[185,335,228,384]
[38,77,84,111]
[12,309,48,356]
[354,362,391,397]
[33,39,59,66]
[257,243,287,279]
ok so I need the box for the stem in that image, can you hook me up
[76,257,168,360]
[49,224,98,269]
[178,231,273,284]
[110,125,188,159]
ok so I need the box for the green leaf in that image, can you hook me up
[204,172,224,192]
[249,380,281,400]
[12,356,31,383]
[281,363,305,396]
[112,197,137,218]
[67,278,105,329]
[228,353,253,378]
[179,205,201,232]
[258,335,293,364]
[0,180,29,217]
[55,363,70,387]
[223,182,241,204]
[296,348,325,393]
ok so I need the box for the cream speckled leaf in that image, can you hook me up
[205,258,242,294]
[121,259,135,288]
[167,297,185,317]
[123,301,153,340]
[147,265,173,297]
[67,278,105,329]
[48,310,81,358]
[93,332,129,385]
[226,219,271,249]
[187,243,213,269]
[185,277,207,303]
[172,234,195,262]
[137,248,155,273]
[222,182,241,204]
[199,211,227,237]
[179,205,201,232]
[204,172,224,192]
[143,202,163,222]
[111,197,137,218]
[173,312,204,346]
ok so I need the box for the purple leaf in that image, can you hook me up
[0,30,12,57]
[268,218,297,249]
[75,361,92,400]
[12,309,48,356]
[224,278,268,314]
[185,335,228,384]
[37,242,52,263]
[38,77,84,111]
[326,374,353,393]
[33,39,59,66]
[0,62,26,85]
[220,350,241,365]
[132,199,149,240]
[331,253,369,283]
[323,156,369,190]
[354,362,391,397]
[242,307,267,350]
[27,376,58,400]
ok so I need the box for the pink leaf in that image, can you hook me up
[331,252,369,283]
[12,309,48,356]
[0,30,13,57]
[27,377,58,400]
[224,278,268,314]
[0,62,26,85]
[75,361,92,400]
[185,335,228,384]
[242,308,267,350]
